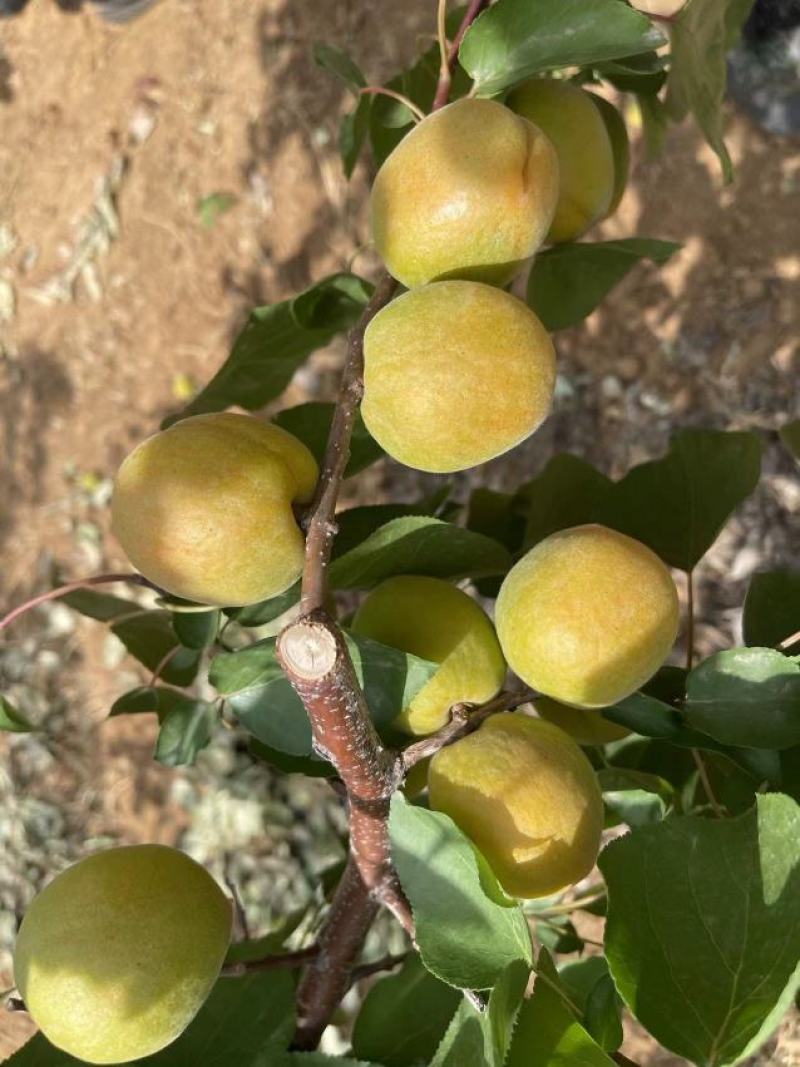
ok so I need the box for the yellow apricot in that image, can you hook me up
[371,97,559,288]
[533,695,630,746]
[14,845,232,1064]
[361,282,555,473]
[588,93,631,217]
[112,412,318,607]
[496,525,679,708]
[352,576,506,735]
[508,79,614,244]
[428,713,603,898]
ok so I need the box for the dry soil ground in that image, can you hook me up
[0,0,798,1062]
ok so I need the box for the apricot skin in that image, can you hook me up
[111,412,318,607]
[508,79,614,244]
[371,97,559,288]
[13,845,232,1065]
[428,713,603,898]
[352,575,506,735]
[361,281,556,473]
[533,695,630,746]
[496,525,680,709]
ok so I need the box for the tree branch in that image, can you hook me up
[292,858,379,1050]
[280,0,490,1045]
[402,688,537,771]
[432,0,489,111]
[300,272,396,615]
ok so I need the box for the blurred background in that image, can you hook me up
[0,0,798,1061]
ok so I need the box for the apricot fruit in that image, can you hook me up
[496,525,679,708]
[533,695,630,746]
[352,575,506,735]
[112,412,318,607]
[361,281,556,473]
[508,79,614,243]
[371,97,559,288]
[13,845,232,1064]
[428,713,603,898]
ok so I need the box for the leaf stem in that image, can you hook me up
[221,944,321,977]
[0,573,157,634]
[691,748,725,819]
[358,87,425,123]
[431,0,489,111]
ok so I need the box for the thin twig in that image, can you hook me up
[431,0,489,111]
[300,273,396,615]
[778,628,800,652]
[359,87,425,123]
[0,573,157,634]
[349,952,409,986]
[402,689,537,772]
[691,748,725,818]
[222,945,320,977]
[149,646,180,688]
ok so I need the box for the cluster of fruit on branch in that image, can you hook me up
[4,3,798,1065]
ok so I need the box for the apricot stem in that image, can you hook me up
[691,748,725,819]
[0,572,157,634]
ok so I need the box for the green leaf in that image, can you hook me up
[5,971,295,1066]
[198,192,236,229]
[211,634,437,757]
[109,685,161,716]
[744,570,800,652]
[61,587,141,622]
[284,1056,383,1067]
[520,453,612,549]
[583,974,624,1054]
[598,768,671,828]
[273,403,383,478]
[527,239,681,332]
[329,516,511,590]
[172,608,221,650]
[167,274,372,423]
[665,0,755,182]
[225,908,308,966]
[637,91,670,159]
[506,950,616,1067]
[685,647,800,750]
[595,428,762,571]
[154,691,217,767]
[604,686,783,787]
[352,954,462,1067]
[389,795,533,991]
[430,959,530,1067]
[111,611,202,686]
[313,42,366,93]
[0,696,35,733]
[595,51,667,94]
[226,582,301,628]
[600,794,800,1066]
[459,0,665,97]
[780,419,800,461]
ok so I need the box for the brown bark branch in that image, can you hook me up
[292,858,378,1050]
[402,688,537,771]
[280,0,490,1044]
[300,271,396,615]
[432,0,490,111]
